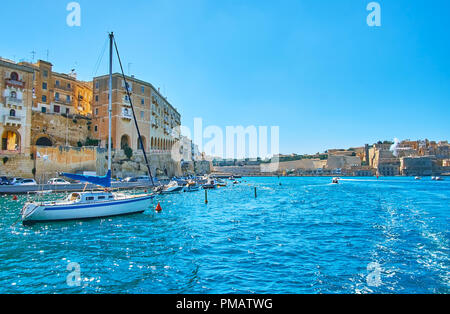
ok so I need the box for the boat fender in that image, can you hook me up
[155,202,162,212]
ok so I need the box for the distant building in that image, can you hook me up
[326,155,361,170]
[369,144,400,176]
[0,58,34,155]
[400,156,434,176]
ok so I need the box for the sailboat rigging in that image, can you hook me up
[20,32,155,224]
[113,37,155,186]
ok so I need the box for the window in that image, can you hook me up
[95,108,99,115]
[41,107,47,113]
[10,91,17,99]
[66,95,71,103]
[55,92,60,100]
[94,125,98,132]
[55,80,60,87]
[98,196,106,200]
[53,105,60,113]
[86,197,94,201]
[140,111,144,119]
[95,81,99,89]
[141,98,145,105]
[141,86,145,94]
[42,95,47,103]
[42,82,47,90]
[10,72,19,81]
[43,70,48,78]
[9,109,16,117]
[67,83,71,89]
[95,95,99,102]
[66,108,70,115]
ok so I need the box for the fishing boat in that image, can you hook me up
[21,33,155,224]
[332,177,340,184]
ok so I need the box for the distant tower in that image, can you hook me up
[365,144,370,165]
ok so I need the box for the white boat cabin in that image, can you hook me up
[65,192,115,203]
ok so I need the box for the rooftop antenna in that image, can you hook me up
[46,49,50,61]
[31,50,36,63]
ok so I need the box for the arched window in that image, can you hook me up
[137,136,146,151]
[10,91,17,99]
[2,131,20,151]
[121,134,130,149]
[10,72,19,81]
[9,109,16,117]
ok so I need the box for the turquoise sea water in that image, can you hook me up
[0,177,448,294]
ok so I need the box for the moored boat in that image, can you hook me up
[184,181,200,192]
[158,181,185,194]
[21,33,156,224]
[21,191,154,223]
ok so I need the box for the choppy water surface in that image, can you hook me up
[0,177,448,294]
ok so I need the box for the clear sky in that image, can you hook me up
[2,0,449,155]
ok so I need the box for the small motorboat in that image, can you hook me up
[158,181,185,194]
[202,179,217,190]
[435,177,443,181]
[431,176,436,180]
[184,181,200,192]
[415,176,421,180]
[216,179,227,187]
[332,177,340,184]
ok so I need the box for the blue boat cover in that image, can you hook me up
[62,170,112,188]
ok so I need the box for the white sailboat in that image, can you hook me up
[21,33,155,224]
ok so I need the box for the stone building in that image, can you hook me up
[0,58,34,155]
[18,60,93,117]
[326,155,361,170]
[400,156,434,176]
[92,73,182,178]
[368,143,400,176]
[92,73,181,153]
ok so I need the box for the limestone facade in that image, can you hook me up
[92,73,181,153]
[18,60,92,117]
[0,58,34,156]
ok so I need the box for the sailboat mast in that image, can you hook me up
[108,32,113,173]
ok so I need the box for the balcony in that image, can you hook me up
[121,108,132,120]
[5,78,25,89]
[4,96,23,105]
[54,98,72,105]
[3,114,23,126]
[54,84,73,92]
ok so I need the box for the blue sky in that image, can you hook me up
[2,0,449,155]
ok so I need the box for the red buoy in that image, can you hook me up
[12,195,18,201]
[155,202,162,212]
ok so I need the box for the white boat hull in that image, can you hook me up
[22,194,154,223]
